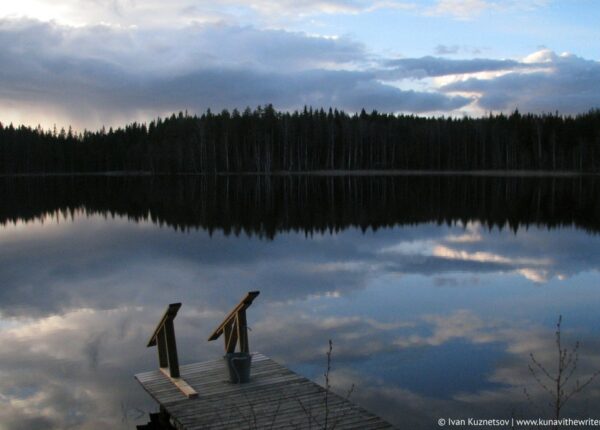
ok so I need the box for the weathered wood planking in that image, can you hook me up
[135,353,396,429]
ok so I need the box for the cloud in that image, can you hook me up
[426,0,549,20]
[0,0,421,28]
[426,0,491,20]
[0,19,472,128]
[239,0,421,18]
[434,44,460,55]
[379,49,600,115]
[3,214,600,322]
[0,0,549,27]
[431,245,551,267]
[2,213,600,428]
[0,0,236,27]
[1,18,598,127]
[392,311,600,394]
[434,44,484,56]
[440,50,600,113]
[146,67,471,114]
[0,307,153,429]
[0,214,381,317]
[279,309,600,427]
[383,56,523,79]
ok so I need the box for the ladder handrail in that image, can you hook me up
[147,302,181,347]
[208,291,259,341]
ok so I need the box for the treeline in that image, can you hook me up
[2,175,599,237]
[1,106,600,174]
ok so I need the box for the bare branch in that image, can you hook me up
[528,364,554,396]
[525,315,599,420]
[562,371,600,407]
[529,353,555,382]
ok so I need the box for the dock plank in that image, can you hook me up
[135,353,395,429]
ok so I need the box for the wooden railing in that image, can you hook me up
[147,303,197,398]
[148,303,182,377]
[208,291,260,353]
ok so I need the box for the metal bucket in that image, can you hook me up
[224,352,252,383]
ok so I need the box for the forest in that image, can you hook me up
[1,106,600,174]
[2,175,599,238]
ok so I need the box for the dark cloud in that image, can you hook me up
[0,217,374,317]
[2,19,597,126]
[440,52,600,113]
[335,79,472,112]
[0,19,472,127]
[378,50,600,115]
[383,55,523,78]
[383,255,512,274]
[3,214,600,321]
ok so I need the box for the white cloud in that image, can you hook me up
[516,268,549,283]
[0,0,237,27]
[426,0,549,20]
[427,0,490,20]
[0,0,551,27]
[0,307,153,429]
[522,48,558,64]
[0,0,416,28]
[432,245,551,267]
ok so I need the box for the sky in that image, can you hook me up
[0,0,599,130]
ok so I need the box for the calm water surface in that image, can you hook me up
[1,175,600,429]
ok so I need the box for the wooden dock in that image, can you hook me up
[135,352,395,429]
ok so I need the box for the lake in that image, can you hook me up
[1,174,600,429]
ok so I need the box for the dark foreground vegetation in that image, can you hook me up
[1,106,600,174]
[2,175,599,237]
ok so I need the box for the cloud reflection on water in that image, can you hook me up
[1,215,600,428]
